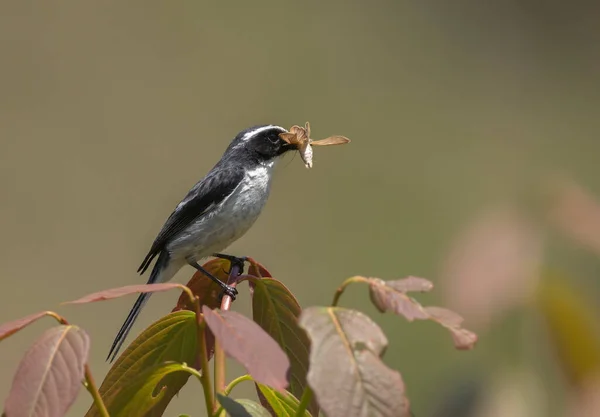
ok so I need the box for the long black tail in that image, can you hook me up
[106,250,170,362]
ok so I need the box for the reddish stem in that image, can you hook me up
[214,262,242,405]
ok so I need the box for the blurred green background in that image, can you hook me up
[2,1,600,416]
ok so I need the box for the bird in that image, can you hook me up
[107,125,298,362]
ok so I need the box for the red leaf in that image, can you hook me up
[368,279,477,350]
[65,283,185,304]
[0,311,59,342]
[202,306,290,392]
[4,325,89,417]
[369,278,429,321]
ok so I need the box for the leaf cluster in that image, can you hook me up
[0,258,476,417]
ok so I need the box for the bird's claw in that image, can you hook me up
[219,284,238,301]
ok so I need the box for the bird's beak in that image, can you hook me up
[283,141,298,151]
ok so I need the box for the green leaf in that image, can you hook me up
[86,311,198,417]
[100,362,198,417]
[217,395,271,417]
[256,383,312,417]
[248,277,318,415]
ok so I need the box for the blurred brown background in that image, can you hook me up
[2,1,600,416]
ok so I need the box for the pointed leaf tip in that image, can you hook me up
[66,283,185,304]
[425,307,478,349]
[0,311,61,342]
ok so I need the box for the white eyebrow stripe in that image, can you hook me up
[241,125,287,142]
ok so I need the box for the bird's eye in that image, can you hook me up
[268,134,280,144]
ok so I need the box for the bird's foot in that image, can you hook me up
[212,253,247,275]
[218,284,239,301]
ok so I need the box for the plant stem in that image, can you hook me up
[295,386,313,417]
[331,276,370,307]
[181,364,204,382]
[223,374,252,396]
[196,310,214,415]
[213,340,226,408]
[178,284,197,307]
[83,364,109,417]
[214,262,241,408]
[46,311,69,325]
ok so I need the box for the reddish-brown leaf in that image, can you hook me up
[299,307,410,417]
[385,276,434,293]
[0,311,60,342]
[425,307,478,350]
[202,306,290,392]
[4,325,89,417]
[65,283,185,304]
[173,258,229,311]
[368,279,477,350]
[368,278,429,320]
[424,306,463,327]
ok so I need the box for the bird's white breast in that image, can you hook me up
[166,162,275,260]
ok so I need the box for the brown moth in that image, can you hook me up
[279,122,350,168]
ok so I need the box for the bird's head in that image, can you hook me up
[226,125,297,164]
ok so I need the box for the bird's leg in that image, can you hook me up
[212,253,247,275]
[187,259,238,300]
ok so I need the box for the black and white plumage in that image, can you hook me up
[107,125,296,361]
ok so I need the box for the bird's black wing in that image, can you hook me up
[137,165,245,274]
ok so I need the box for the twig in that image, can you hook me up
[223,374,252,396]
[331,276,370,307]
[83,364,109,417]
